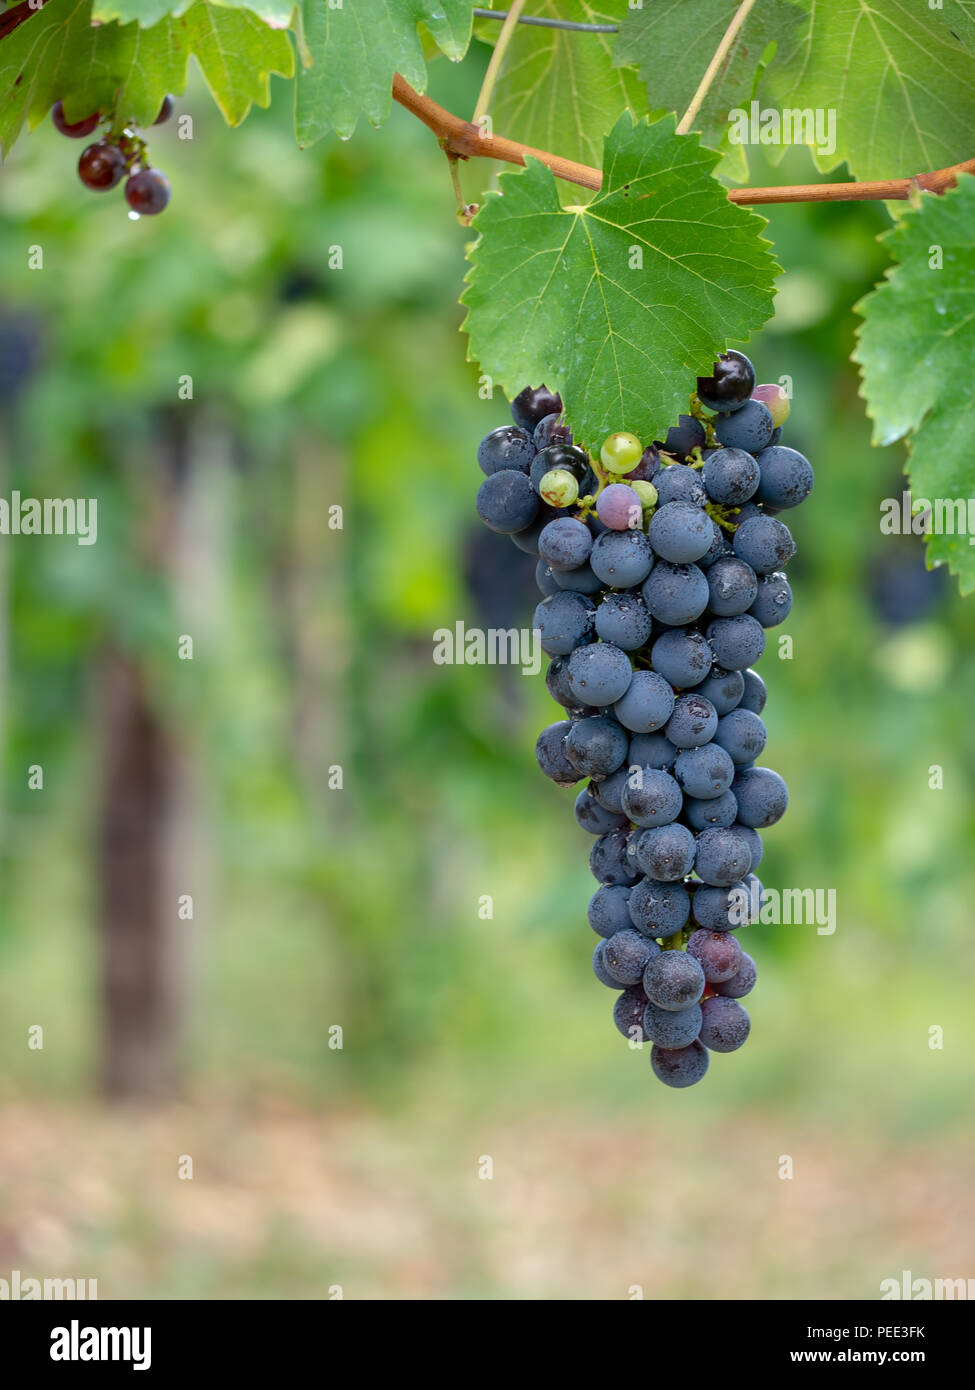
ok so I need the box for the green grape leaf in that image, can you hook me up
[614,0,807,184]
[462,112,779,448]
[762,0,975,179]
[854,176,975,594]
[0,0,293,153]
[295,0,474,146]
[180,2,295,122]
[91,0,296,27]
[485,0,646,186]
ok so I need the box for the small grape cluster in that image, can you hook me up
[52,97,174,216]
[473,352,813,1089]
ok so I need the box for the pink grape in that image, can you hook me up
[751,383,791,429]
[596,483,643,531]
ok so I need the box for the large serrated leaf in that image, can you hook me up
[854,176,975,594]
[486,0,646,185]
[294,0,474,146]
[461,112,779,448]
[762,0,975,180]
[91,0,295,27]
[0,0,293,152]
[614,0,806,184]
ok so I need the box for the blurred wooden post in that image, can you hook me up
[97,650,181,1097]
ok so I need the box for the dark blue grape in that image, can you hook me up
[643,951,705,1010]
[715,709,767,765]
[620,766,683,828]
[633,823,696,881]
[694,826,752,886]
[511,504,564,556]
[595,591,653,650]
[654,463,706,507]
[665,693,718,748]
[651,1039,709,1086]
[590,529,654,588]
[533,412,572,451]
[659,414,706,462]
[697,516,732,568]
[627,732,677,770]
[714,399,774,453]
[642,1000,702,1049]
[691,881,748,931]
[538,516,593,571]
[629,878,690,938]
[754,445,814,509]
[642,561,709,625]
[685,788,738,830]
[732,767,788,827]
[702,447,760,505]
[567,642,633,705]
[588,883,634,937]
[625,445,662,482]
[650,628,712,689]
[535,559,561,596]
[576,789,628,837]
[478,425,536,476]
[592,939,618,987]
[535,721,580,785]
[476,469,540,534]
[590,827,640,885]
[699,996,751,1052]
[546,655,576,709]
[733,514,796,574]
[552,562,604,595]
[591,765,629,813]
[604,928,661,985]
[737,827,763,870]
[565,714,629,780]
[707,614,766,670]
[648,501,713,564]
[749,571,793,627]
[613,670,675,733]
[614,985,649,1041]
[706,556,759,617]
[693,666,744,715]
[697,350,755,413]
[511,384,562,430]
[739,668,767,714]
[674,742,736,800]
[533,591,596,656]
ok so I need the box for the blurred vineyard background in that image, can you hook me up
[1,43,974,1300]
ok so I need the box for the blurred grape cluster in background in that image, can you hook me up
[0,46,973,1299]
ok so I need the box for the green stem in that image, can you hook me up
[676,0,757,136]
[473,0,527,128]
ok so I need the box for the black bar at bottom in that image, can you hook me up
[1,1298,966,1373]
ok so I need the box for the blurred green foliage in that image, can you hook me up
[0,44,973,1158]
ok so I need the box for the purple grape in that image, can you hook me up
[596,483,644,531]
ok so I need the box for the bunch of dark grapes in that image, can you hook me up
[52,96,174,216]
[473,353,812,1089]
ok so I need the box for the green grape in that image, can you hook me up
[600,431,643,474]
[631,480,658,510]
[539,468,579,508]
[751,383,791,429]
